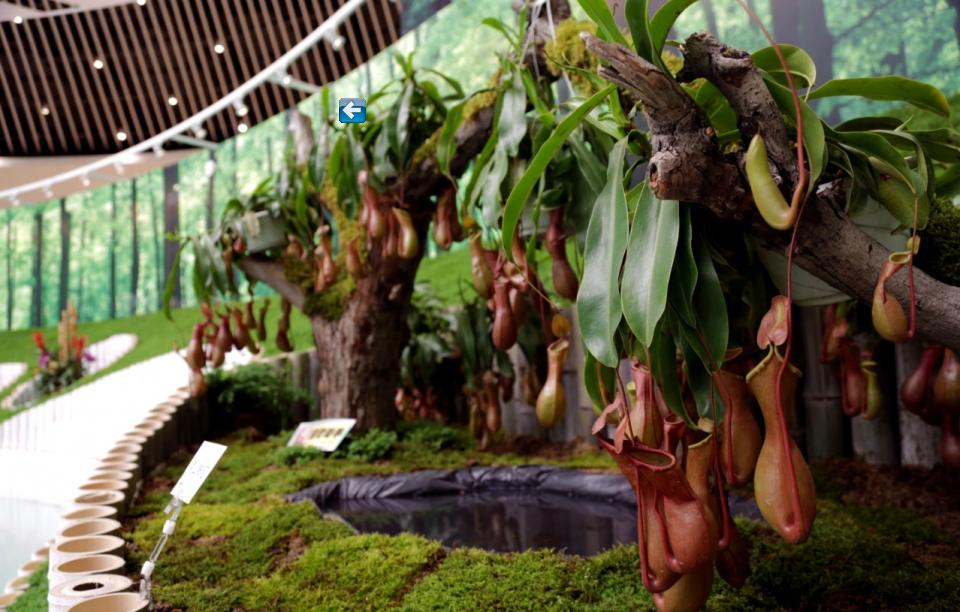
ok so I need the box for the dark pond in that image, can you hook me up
[290,465,760,557]
[323,489,638,555]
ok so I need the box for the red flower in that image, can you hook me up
[72,335,87,354]
[33,330,47,352]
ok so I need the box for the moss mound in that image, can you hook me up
[122,429,960,611]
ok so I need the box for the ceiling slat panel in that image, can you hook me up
[1,0,405,156]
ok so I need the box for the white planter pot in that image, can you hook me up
[48,536,125,585]
[16,559,45,578]
[3,576,30,594]
[49,555,125,597]
[70,491,126,519]
[61,505,118,525]
[99,453,138,466]
[0,592,21,610]
[67,592,148,612]
[242,210,287,253]
[30,546,49,562]
[89,470,133,483]
[57,518,121,543]
[48,574,132,612]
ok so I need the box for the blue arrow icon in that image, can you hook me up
[338,98,366,124]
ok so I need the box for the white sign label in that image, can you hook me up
[287,418,356,452]
[170,441,228,504]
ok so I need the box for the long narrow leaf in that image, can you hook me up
[437,101,465,179]
[809,76,950,118]
[162,241,187,320]
[668,204,697,326]
[621,183,680,347]
[576,138,630,367]
[577,0,630,47]
[650,0,697,53]
[502,84,615,256]
[625,0,656,63]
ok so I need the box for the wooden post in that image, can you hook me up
[895,343,940,467]
[795,306,845,459]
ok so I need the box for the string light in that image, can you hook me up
[136,0,147,5]
[324,30,346,51]
[92,58,104,70]
[237,121,248,134]
[116,130,128,142]
[192,123,207,139]
[13,16,23,24]
[233,99,248,117]
[40,106,50,116]
[213,42,225,54]
[168,96,178,107]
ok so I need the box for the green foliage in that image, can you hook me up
[397,419,473,451]
[274,445,324,467]
[206,363,310,433]
[917,197,960,286]
[302,274,356,320]
[400,284,457,391]
[577,138,629,367]
[345,428,399,462]
[7,563,47,612]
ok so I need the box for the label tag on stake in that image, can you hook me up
[170,441,228,504]
[287,418,356,452]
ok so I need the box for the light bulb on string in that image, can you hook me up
[237,121,248,134]
[81,174,91,187]
[153,145,165,158]
[233,99,248,117]
[204,159,217,177]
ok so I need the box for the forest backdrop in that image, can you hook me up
[2,0,959,331]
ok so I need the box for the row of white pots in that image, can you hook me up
[0,387,202,612]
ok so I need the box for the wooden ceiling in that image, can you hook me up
[0,0,403,157]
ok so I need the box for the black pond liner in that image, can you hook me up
[288,465,762,556]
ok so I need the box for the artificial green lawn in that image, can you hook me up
[23,427,945,612]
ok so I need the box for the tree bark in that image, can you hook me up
[5,212,14,331]
[584,31,960,351]
[77,219,86,318]
[109,184,117,320]
[163,164,181,308]
[31,210,43,328]
[239,220,428,430]
[130,179,140,315]
[58,198,70,315]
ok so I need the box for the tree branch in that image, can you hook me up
[679,32,797,190]
[582,33,750,219]
[238,257,305,310]
[754,182,960,350]
[585,31,960,350]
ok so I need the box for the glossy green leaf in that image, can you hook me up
[481,17,518,46]
[691,237,727,371]
[583,351,617,414]
[388,81,414,163]
[502,85,615,257]
[423,68,465,99]
[752,45,817,90]
[650,0,697,53]
[837,130,921,198]
[568,128,606,195]
[621,183,679,347]
[681,335,722,419]
[667,203,697,326]
[650,317,692,426]
[625,0,656,63]
[437,101,465,179]
[577,0,630,47]
[809,76,951,118]
[936,164,960,198]
[762,74,827,190]
[577,138,630,367]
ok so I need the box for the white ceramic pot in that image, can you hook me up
[49,555,125,595]
[0,592,21,610]
[57,518,121,543]
[78,480,127,495]
[100,453,138,466]
[94,461,140,481]
[61,505,118,524]
[3,576,30,594]
[31,546,50,562]
[48,574,132,612]
[69,491,126,519]
[48,536,125,585]
[16,559,45,578]
[142,414,175,459]
[66,592,148,612]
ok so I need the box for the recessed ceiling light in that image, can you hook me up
[116,130,128,141]
[136,0,147,5]
[40,106,50,116]
[281,74,292,86]
[93,58,104,70]
[13,16,23,24]
[213,42,225,54]
[237,121,248,134]
[167,96,178,106]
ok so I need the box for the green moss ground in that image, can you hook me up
[110,428,960,611]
